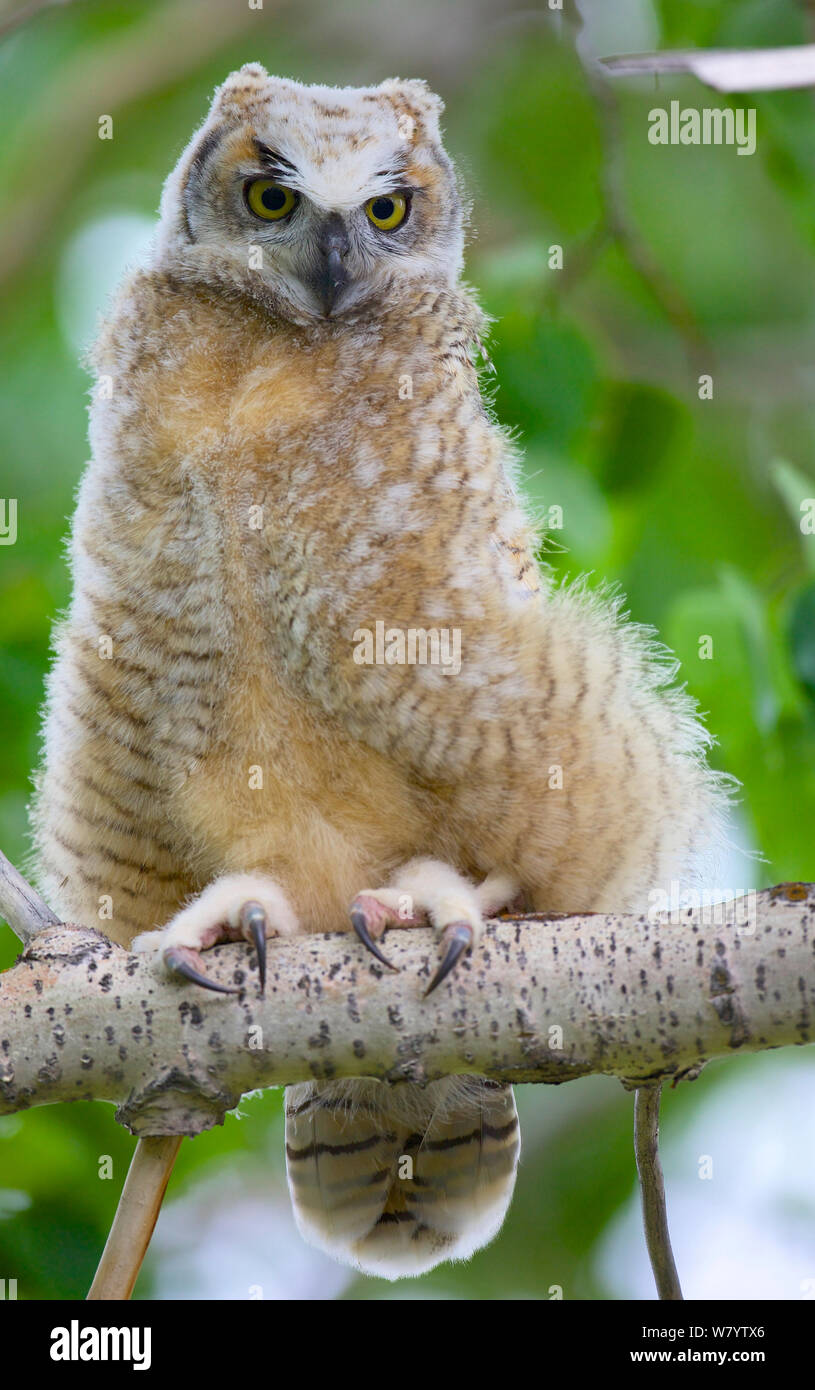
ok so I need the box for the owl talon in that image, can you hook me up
[136,876,297,996]
[350,865,500,993]
[164,945,240,994]
[240,900,268,994]
[350,908,397,969]
[424,921,473,996]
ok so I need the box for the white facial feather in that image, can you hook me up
[155,64,464,323]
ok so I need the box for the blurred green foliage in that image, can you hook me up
[1,0,814,1301]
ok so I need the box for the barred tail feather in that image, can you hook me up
[285,1076,520,1279]
[285,1083,403,1249]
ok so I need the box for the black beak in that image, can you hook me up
[313,215,350,317]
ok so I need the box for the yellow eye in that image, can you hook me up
[365,193,408,230]
[245,179,298,220]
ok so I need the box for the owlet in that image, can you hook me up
[32,66,729,1279]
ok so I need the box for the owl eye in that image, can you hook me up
[364,193,408,230]
[245,179,298,221]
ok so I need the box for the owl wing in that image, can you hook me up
[285,1076,520,1279]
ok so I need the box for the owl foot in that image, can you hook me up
[163,899,268,995]
[132,873,299,996]
[349,889,427,969]
[349,861,520,995]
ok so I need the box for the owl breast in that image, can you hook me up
[57,271,537,927]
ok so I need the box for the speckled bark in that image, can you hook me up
[1,883,813,1136]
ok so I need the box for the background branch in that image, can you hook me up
[86,1135,183,1301]
[599,45,815,92]
[634,1083,683,1300]
[0,846,61,946]
[0,0,267,286]
[559,3,708,373]
[0,0,71,43]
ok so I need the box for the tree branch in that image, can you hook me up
[600,46,815,92]
[2,882,813,1133]
[559,4,708,376]
[0,846,61,946]
[86,1135,183,1301]
[634,1083,683,1300]
[0,0,265,287]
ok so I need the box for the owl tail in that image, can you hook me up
[285,1076,520,1280]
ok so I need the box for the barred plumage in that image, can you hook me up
[286,1078,520,1277]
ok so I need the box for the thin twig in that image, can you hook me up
[599,46,815,92]
[0,846,60,945]
[559,1,708,374]
[546,221,610,305]
[87,1136,183,1301]
[800,0,815,45]
[634,1084,683,1300]
[587,69,708,377]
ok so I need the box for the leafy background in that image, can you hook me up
[1,0,814,1300]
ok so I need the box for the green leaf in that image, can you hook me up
[596,383,687,495]
[490,316,599,453]
[718,566,778,733]
[771,458,815,574]
[788,582,815,700]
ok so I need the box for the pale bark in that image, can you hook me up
[87,1136,182,1300]
[2,882,813,1136]
[635,1084,683,1300]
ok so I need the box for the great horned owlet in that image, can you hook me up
[32,66,729,1280]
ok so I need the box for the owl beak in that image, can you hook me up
[313,215,350,316]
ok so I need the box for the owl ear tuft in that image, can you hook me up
[378,77,445,140]
[213,63,271,115]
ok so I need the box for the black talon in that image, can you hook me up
[350,908,397,970]
[165,946,239,994]
[241,901,267,995]
[424,922,473,996]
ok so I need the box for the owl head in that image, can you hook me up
[155,65,466,324]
